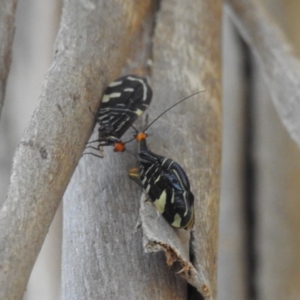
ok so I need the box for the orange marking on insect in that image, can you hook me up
[113,142,125,152]
[135,132,147,141]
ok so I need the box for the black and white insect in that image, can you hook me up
[128,131,195,229]
[86,76,203,229]
[126,91,204,229]
[86,75,153,156]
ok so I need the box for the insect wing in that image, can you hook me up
[139,151,194,229]
[158,159,194,229]
[98,75,152,140]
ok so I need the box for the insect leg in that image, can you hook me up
[85,145,101,151]
[83,146,104,158]
[86,139,100,145]
[82,152,104,159]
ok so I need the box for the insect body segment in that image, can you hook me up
[97,75,153,148]
[129,134,195,230]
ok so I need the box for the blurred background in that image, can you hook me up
[0,1,300,299]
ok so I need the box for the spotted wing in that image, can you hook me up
[139,151,194,229]
[98,75,152,140]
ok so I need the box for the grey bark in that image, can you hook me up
[226,0,300,150]
[225,2,300,299]
[254,1,300,299]
[217,16,248,300]
[63,0,222,299]
[254,61,300,300]
[0,0,17,120]
[0,0,152,299]
[147,1,222,298]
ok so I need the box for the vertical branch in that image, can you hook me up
[0,1,17,120]
[225,2,300,298]
[62,0,222,299]
[149,1,222,298]
[217,16,248,300]
[240,39,257,300]
[62,2,189,299]
[225,0,300,149]
[253,60,300,300]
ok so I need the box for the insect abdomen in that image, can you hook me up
[139,151,195,229]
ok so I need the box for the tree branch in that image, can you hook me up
[146,1,222,298]
[0,1,152,299]
[62,0,222,299]
[0,0,17,120]
[226,0,300,149]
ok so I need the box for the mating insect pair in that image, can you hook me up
[86,75,199,229]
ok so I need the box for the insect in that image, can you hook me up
[86,75,153,157]
[128,131,195,229]
[86,78,203,229]
[126,91,204,229]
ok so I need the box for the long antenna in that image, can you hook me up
[130,124,139,133]
[122,124,139,144]
[143,90,205,132]
[122,90,205,145]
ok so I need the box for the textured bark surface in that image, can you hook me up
[147,1,222,298]
[63,0,222,299]
[0,0,17,119]
[226,0,300,150]
[217,16,248,300]
[254,1,300,299]
[0,0,152,299]
[225,2,300,299]
[254,62,300,300]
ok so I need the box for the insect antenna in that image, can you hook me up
[142,90,205,133]
[130,124,139,133]
[121,90,205,145]
[120,124,139,145]
[124,148,136,158]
